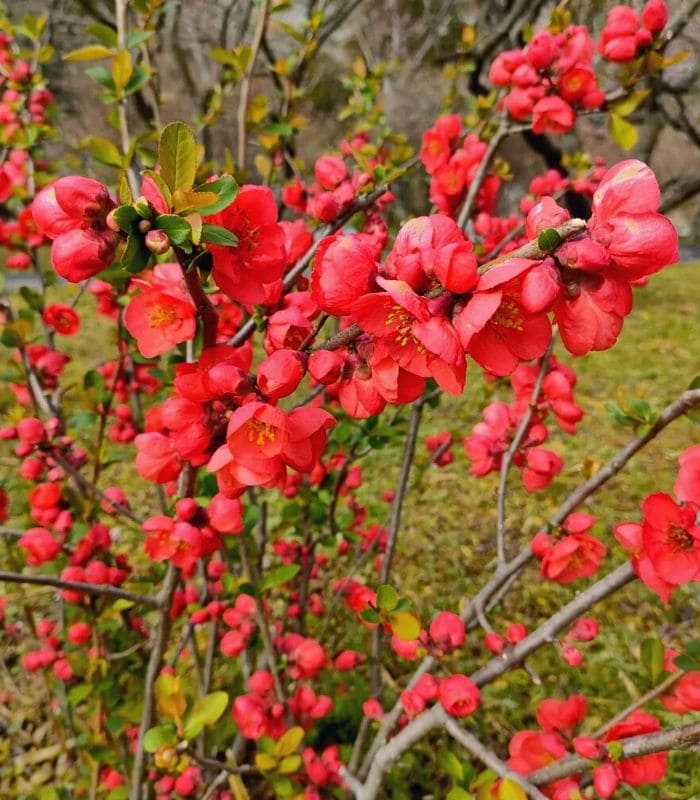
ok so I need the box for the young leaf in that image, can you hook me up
[498,779,527,800]
[110,205,139,233]
[376,584,399,612]
[183,691,229,740]
[158,122,197,193]
[121,233,151,273]
[193,175,239,215]
[261,564,301,590]
[155,214,192,246]
[200,223,239,247]
[274,726,304,757]
[82,135,124,169]
[85,22,119,48]
[112,50,133,94]
[143,724,177,752]
[641,636,664,683]
[390,611,421,641]
[608,113,638,151]
[64,44,114,61]
[154,673,186,724]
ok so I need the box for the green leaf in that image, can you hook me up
[274,726,304,757]
[111,205,139,233]
[127,30,154,48]
[112,50,133,94]
[121,233,151,274]
[360,609,380,624]
[68,683,93,705]
[641,636,664,683]
[674,654,700,672]
[193,175,239,215]
[64,44,114,61]
[609,89,651,118]
[438,748,464,780]
[537,227,562,253]
[155,214,192,246]
[200,223,239,247]
[607,740,624,761]
[608,113,638,151]
[158,121,197,193]
[277,754,302,774]
[107,788,129,800]
[85,23,118,48]
[143,724,177,752]
[83,135,124,168]
[446,789,473,800]
[183,691,229,740]
[261,564,301,591]
[389,611,421,641]
[376,584,399,612]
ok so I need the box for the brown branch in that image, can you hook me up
[530,721,700,787]
[369,398,425,697]
[496,338,554,564]
[236,0,270,172]
[444,719,549,800]
[0,570,160,607]
[129,563,180,800]
[352,562,636,800]
[183,263,219,349]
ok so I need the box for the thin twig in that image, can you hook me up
[444,719,549,800]
[496,338,555,564]
[129,563,180,800]
[0,570,160,607]
[236,0,271,172]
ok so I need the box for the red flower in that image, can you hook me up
[438,674,480,717]
[42,304,80,335]
[352,278,465,395]
[603,710,668,786]
[385,215,478,294]
[540,530,607,584]
[134,432,182,484]
[455,259,551,376]
[675,444,700,505]
[143,515,203,571]
[18,527,61,565]
[531,96,576,135]
[640,492,700,585]
[536,694,587,736]
[205,185,287,305]
[311,234,378,316]
[614,520,676,604]
[124,263,196,358]
[508,730,567,774]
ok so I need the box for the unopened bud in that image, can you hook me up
[145,229,170,255]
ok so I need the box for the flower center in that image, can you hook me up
[147,303,178,329]
[386,305,424,351]
[666,524,693,552]
[247,418,277,446]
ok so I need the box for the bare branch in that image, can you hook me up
[444,719,549,800]
[530,721,700,787]
[0,569,160,607]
